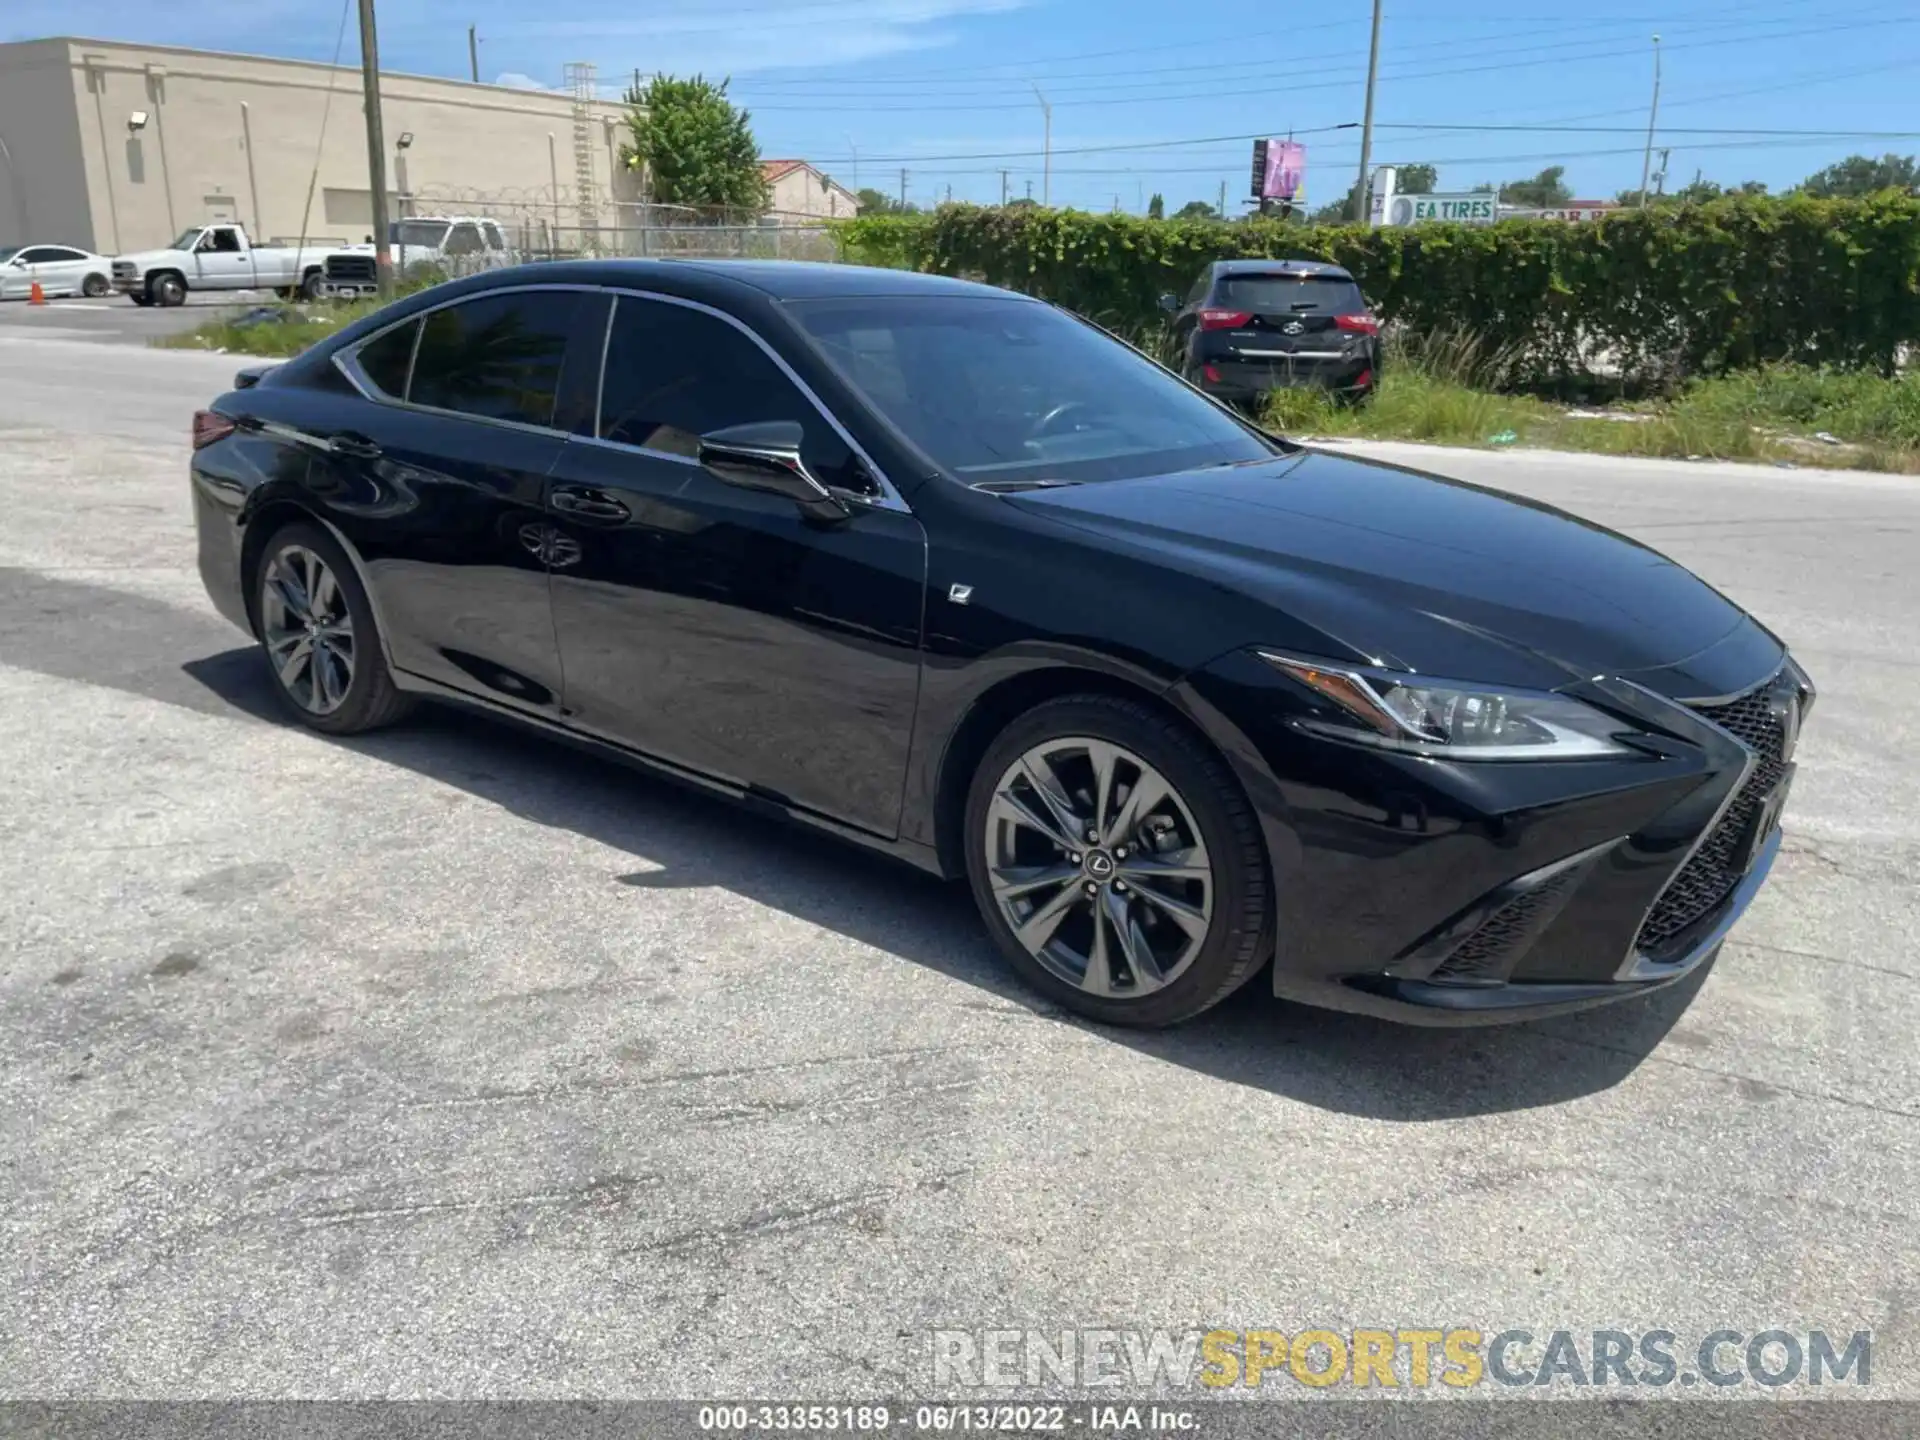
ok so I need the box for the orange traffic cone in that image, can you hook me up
[28,281,46,305]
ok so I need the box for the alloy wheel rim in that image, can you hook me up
[261,545,355,716]
[985,736,1214,999]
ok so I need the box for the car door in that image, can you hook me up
[44,247,93,294]
[543,290,928,837]
[311,284,604,715]
[193,225,251,288]
[3,247,44,296]
[20,246,83,295]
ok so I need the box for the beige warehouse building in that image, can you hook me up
[0,36,640,255]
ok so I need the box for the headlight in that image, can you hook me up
[1258,652,1634,760]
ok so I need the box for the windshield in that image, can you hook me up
[790,296,1277,485]
[170,229,205,250]
[391,220,452,249]
[1217,273,1365,313]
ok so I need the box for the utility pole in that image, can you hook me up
[1000,169,1009,205]
[846,133,858,193]
[1024,179,1032,201]
[899,167,908,210]
[1031,84,1051,205]
[1353,0,1383,223]
[1217,178,1226,217]
[467,25,479,83]
[944,183,952,205]
[1638,34,1662,207]
[357,0,393,296]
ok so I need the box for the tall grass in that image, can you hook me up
[1263,333,1920,473]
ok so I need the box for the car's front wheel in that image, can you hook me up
[964,695,1273,1027]
[254,523,414,735]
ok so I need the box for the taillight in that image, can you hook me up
[1202,364,1222,383]
[192,410,235,449]
[1334,313,1381,335]
[1198,308,1252,330]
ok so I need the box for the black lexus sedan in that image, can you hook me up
[1161,259,1382,407]
[189,260,1812,1028]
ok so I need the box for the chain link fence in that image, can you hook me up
[394,187,840,272]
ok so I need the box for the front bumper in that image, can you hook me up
[1173,641,1806,1026]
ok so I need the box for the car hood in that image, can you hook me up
[1008,449,1752,688]
[114,249,186,267]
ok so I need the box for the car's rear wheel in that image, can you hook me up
[964,694,1272,1027]
[82,273,109,298]
[254,523,414,735]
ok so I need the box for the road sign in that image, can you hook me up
[1386,193,1498,225]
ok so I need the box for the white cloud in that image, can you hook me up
[492,72,556,92]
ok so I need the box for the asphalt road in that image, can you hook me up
[0,291,267,345]
[1,335,1915,1402]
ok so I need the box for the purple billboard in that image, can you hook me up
[1251,139,1306,201]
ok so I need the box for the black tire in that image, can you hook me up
[151,273,186,307]
[299,270,326,301]
[252,521,415,736]
[963,693,1273,1028]
[275,286,298,301]
[81,273,109,298]
[129,293,153,307]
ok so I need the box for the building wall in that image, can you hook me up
[0,39,95,250]
[1,37,639,255]
[768,168,857,224]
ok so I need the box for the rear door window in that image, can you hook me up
[410,291,585,426]
[1217,274,1364,313]
[353,320,419,398]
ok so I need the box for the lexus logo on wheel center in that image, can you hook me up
[1083,851,1115,879]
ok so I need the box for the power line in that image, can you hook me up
[809,118,1920,171]
[743,15,1920,112]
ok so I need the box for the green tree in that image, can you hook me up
[1498,166,1573,208]
[621,74,771,213]
[856,187,918,216]
[1172,199,1219,220]
[1396,163,1438,195]
[1147,192,1165,220]
[1005,196,1039,210]
[1798,153,1920,198]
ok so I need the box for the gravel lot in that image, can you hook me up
[1,335,1915,1402]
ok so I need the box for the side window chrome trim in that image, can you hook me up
[603,286,913,515]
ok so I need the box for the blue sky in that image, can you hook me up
[11,0,1919,212]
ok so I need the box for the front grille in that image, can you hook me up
[112,261,137,277]
[1634,675,1789,956]
[325,254,378,283]
[1431,868,1583,982]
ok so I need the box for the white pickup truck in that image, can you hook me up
[319,215,518,298]
[111,223,370,307]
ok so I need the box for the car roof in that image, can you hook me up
[1211,258,1353,279]
[444,257,1023,302]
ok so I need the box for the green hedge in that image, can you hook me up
[834,194,1920,386]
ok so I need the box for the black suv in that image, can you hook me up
[1161,260,1380,408]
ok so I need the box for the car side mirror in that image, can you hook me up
[698,421,850,520]
[1157,293,1180,314]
